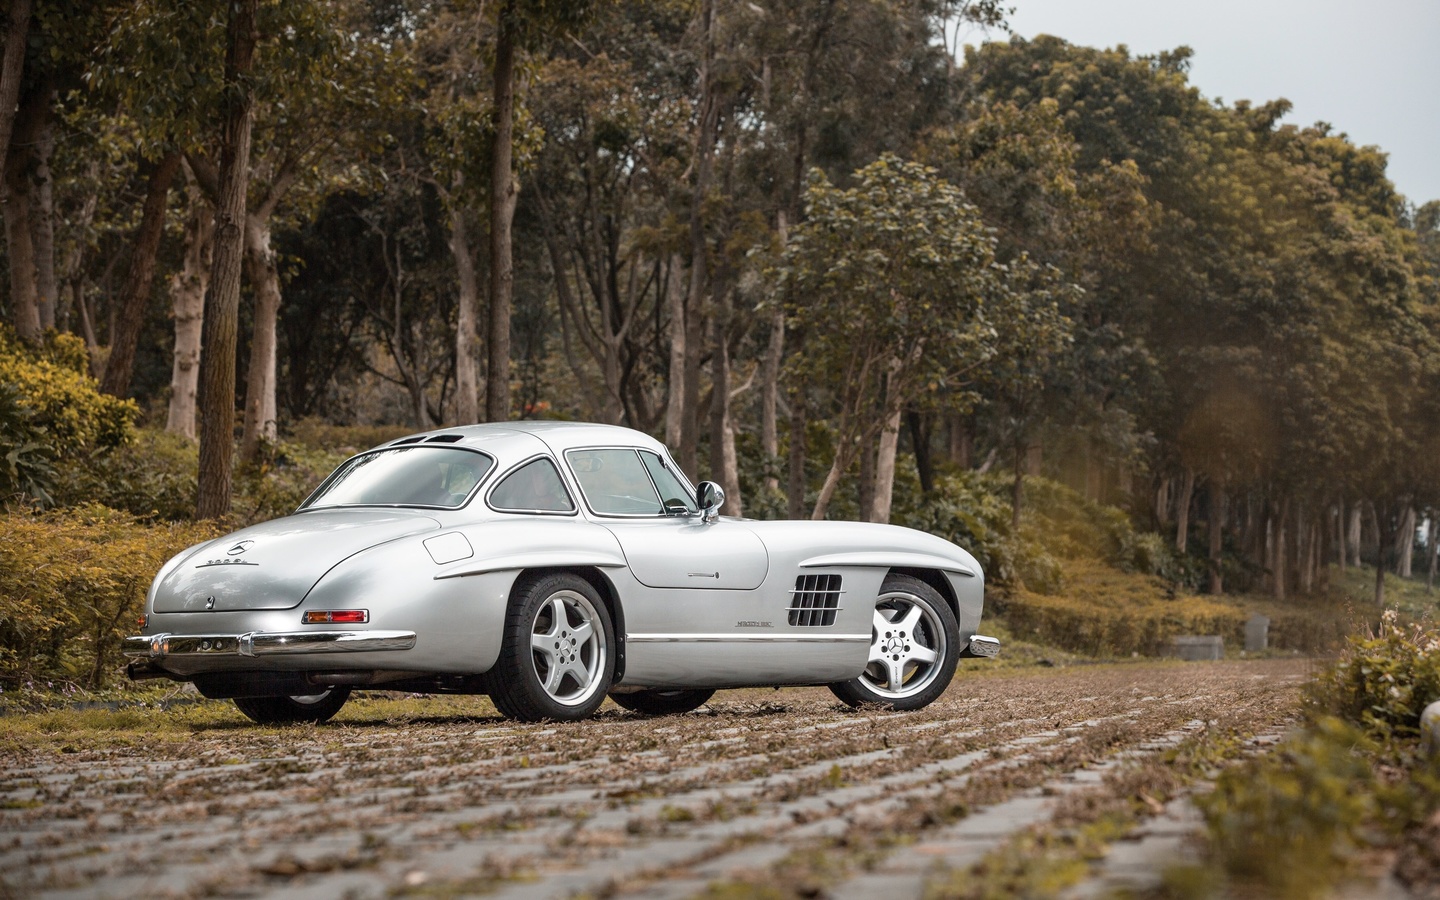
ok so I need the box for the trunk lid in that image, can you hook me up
[151,509,441,613]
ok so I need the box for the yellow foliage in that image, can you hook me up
[0,329,136,455]
[0,505,222,686]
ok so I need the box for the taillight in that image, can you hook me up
[137,614,148,629]
[302,610,369,624]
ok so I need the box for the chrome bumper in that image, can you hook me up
[967,634,1001,658]
[122,630,418,660]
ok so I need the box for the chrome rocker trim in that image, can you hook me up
[122,630,418,660]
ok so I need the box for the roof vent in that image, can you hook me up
[426,434,464,443]
[393,436,426,445]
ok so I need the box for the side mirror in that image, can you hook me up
[696,481,726,523]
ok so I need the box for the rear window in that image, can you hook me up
[302,447,495,509]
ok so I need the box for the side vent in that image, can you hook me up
[788,574,842,627]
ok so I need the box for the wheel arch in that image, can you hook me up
[888,566,958,622]
[513,566,626,681]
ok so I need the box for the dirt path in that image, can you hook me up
[0,658,1310,899]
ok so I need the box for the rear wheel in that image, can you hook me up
[486,572,615,722]
[610,688,715,716]
[829,573,958,711]
[233,687,351,725]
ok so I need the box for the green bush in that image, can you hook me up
[50,430,199,521]
[0,381,56,505]
[1308,611,1440,741]
[0,505,221,687]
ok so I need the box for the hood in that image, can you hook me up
[151,509,441,613]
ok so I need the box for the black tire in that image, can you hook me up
[610,688,715,716]
[233,687,351,725]
[486,572,616,722]
[828,573,959,711]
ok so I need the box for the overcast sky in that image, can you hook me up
[988,0,1439,207]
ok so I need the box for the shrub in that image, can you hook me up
[0,329,136,457]
[0,505,222,687]
[50,430,199,521]
[0,381,56,505]
[1307,610,1440,741]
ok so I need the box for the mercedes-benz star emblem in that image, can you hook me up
[226,540,255,556]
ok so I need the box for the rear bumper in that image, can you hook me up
[122,630,418,661]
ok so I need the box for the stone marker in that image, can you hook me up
[1244,614,1270,652]
[1172,635,1224,661]
[1421,701,1440,759]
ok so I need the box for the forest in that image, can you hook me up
[2,0,1439,609]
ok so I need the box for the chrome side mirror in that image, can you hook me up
[696,481,726,523]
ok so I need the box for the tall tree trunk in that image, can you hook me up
[166,166,212,440]
[787,374,807,519]
[858,430,875,522]
[0,0,30,184]
[27,92,54,330]
[196,0,258,520]
[1347,504,1362,567]
[2,153,39,341]
[1174,468,1196,553]
[947,415,971,468]
[239,214,281,462]
[1396,506,1416,577]
[1011,440,1025,531]
[485,3,518,423]
[909,410,933,496]
[1374,501,1391,607]
[679,0,720,478]
[709,289,741,515]
[450,195,481,424]
[1208,481,1225,594]
[1427,516,1437,593]
[664,254,686,448]
[870,399,903,524]
[1336,501,1347,572]
[101,151,181,397]
[760,212,787,494]
[1271,498,1288,601]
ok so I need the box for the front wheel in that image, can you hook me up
[829,574,958,711]
[233,687,351,725]
[486,572,616,722]
[610,688,715,716]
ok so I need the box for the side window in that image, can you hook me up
[566,449,663,515]
[640,451,697,514]
[488,458,575,513]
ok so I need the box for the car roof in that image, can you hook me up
[374,421,668,464]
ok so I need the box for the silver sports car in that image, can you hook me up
[124,422,998,723]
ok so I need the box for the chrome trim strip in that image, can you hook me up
[783,607,844,613]
[626,633,868,643]
[121,630,417,659]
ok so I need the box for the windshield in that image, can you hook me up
[302,447,495,510]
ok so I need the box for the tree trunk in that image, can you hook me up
[450,196,481,424]
[1397,506,1416,577]
[485,2,518,423]
[1208,481,1225,594]
[787,375,807,519]
[760,212,787,494]
[857,430,875,522]
[709,289,741,515]
[1347,504,1362,567]
[664,254,686,448]
[1174,468,1195,553]
[2,152,39,341]
[870,400,903,524]
[1374,501,1391,607]
[1427,516,1437,593]
[1271,498,1288,601]
[101,151,181,398]
[1335,501,1347,572]
[0,0,30,184]
[196,0,258,520]
[27,93,54,331]
[239,214,281,462]
[1011,441,1025,532]
[909,410,933,496]
[166,166,212,440]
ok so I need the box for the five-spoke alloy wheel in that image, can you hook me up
[829,573,959,711]
[487,572,616,722]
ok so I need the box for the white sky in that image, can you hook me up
[988,0,1440,207]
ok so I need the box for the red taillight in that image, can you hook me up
[302,610,369,624]
[137,614,148,629]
